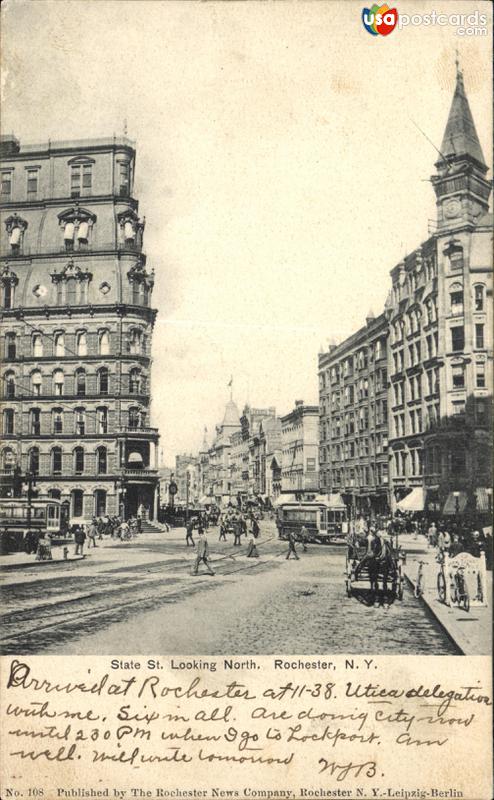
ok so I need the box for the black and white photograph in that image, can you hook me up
[0,2,492,661]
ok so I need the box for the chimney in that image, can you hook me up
[0,135,20,156]
[294,400,304,408]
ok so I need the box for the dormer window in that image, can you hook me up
[64,221,75,251]
[5,214,28,255]
[59,206,96,252]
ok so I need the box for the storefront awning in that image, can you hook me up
[442,491,468,516]
[396,487,426,512]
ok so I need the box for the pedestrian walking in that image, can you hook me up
[286,529,299,560]
[252,517,260,539]
[427,522,437,548]
[74,525,86,556]
[192,531,215,575]
[185,520,195,547]
[300,524,309,553]
[87,521,98,548]
[233,520,242,546]
[219,521,227,541]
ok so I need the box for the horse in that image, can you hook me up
[367,537,397,597]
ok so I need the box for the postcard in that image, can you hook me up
[0,1,492,799]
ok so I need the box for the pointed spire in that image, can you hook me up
[438,61,486,169]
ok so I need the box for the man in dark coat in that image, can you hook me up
[286,529,299,560]
[185,519,195,547]
[74,525,86,556]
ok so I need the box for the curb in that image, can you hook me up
[402,567,465,655]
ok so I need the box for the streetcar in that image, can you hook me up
[0,498,63,554]
[275,494,348,545]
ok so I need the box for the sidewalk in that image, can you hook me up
[399,532,492,655]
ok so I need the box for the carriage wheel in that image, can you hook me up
[397,577,404,600]
[437,571,446,603]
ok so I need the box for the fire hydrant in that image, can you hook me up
[63,546,69,560]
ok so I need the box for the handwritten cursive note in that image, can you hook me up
[1,656,492,799]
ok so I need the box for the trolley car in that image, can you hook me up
[0,498,63,554]
[276,494,347,545]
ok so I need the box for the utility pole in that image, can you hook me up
[185,470,191,526]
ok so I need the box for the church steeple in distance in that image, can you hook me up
[432,56,491,230]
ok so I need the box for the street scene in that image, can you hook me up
[0,5,492,659]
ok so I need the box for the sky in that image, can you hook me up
[1,0,492,464]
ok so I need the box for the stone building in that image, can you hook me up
[280,400,319,492]
[174,454,199,505]
[318,314,389,514]
[0,134,160,520]
[317,67,492,516]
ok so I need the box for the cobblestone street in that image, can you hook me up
[1,523,459,655]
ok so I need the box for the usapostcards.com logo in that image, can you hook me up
[362,3,399,36]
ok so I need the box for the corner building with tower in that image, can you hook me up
[0,134,160,521]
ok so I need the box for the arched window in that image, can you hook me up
[129,328,142,354]
[71,489,84,517]
[474,284,485,312]
[77,331,87,356]
[94,489,107,517]
[30,408,41,435]
[54,332,65,357]
[32,334,43,357]
[29,447,40,475]
[128,406,140,429]
[5,332,16,360]
[4,371,15,399]
[75,368,86,397]
[129,368,141,394]
[450,283,463,316]
[98,367,109,395]
[53,369,64,396]
[51,447,62,475]
[2,447,16,470]
[31,370,42,396]
[96,447,107,475]
[96,407,108,434]
[75,408,86,436]
[2,409,14,435]
[99,330,110,355]
[74,447,84,474]
[52,408,63,434]
[48,488,61,499]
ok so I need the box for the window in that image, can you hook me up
[450,285,463,316]
[452,399,465,417]
[451,450,466,474]
[77,331,88,356]
[31,370,42,396]
[75,369,86,397]
[27,169,38,197]
[98,367,109,395]
[6,333,16,359]
[53,369,64,396]
[474,285,485,312]
[476,400,487,426]
[475,324,484,349]
[10,225,22,252]
[128,407,140,429]
[450,326,464,352]
[67,277,77,305]
[1,171,12,197]
[32,334,43,357]
[99,330,110,355]
[129,328,142,354]
[71,489,84,517]
[94,489,107,516]
[307,458,316,470]
[71,164,92,197]
[52,408,63,434]
[2,280,14,308]
[119,162,130,196]
[77,220,89,244]
[75,408,86,435]
[96,447,107,475]
[96,407,108,434]
[452,364,465,389]
[475,362,486,388]
[4,372,15,399]
[54,332,65,356]
[3,409,14,435]
[29,447,40,475]
[52,447,62,475]
[30,408,41,435]
[74,447,85,474]
[64,222,75,251]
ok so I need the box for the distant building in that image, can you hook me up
[281,401,319,492]
[0,134,160,520]
[174,454,198,504]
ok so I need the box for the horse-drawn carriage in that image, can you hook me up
[345,532,405,601]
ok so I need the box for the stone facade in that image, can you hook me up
[0,134,160,520]
[280,401,319,492]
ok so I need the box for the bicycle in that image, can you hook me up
[414,560,427,598]
[451,566,470,612]
[436,551,447,603]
